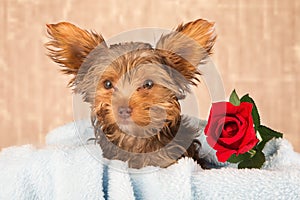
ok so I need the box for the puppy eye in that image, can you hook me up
[143,79,154,89]
[104,80,113,89]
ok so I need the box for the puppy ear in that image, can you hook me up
[156,19,216,86]
[45,22,106,82]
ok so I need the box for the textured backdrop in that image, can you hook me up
[0,0,299,151]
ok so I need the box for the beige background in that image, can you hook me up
[0,0,300,151]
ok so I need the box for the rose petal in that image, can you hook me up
[238,120,257,150]
[204,113,213,135]
[222,121,238,138]
[216,149,236,162]
[237,137,259,155]
[218,117,245,145]
[213,140,236,152]
[204,112,223,137]
[208,102,228,117]
[221,116,248,147]
[205,119,221,148]
[214,117,226,138]
[225,102,241,115]
[221,117,239,136]
[236,102,253,118]
[206,134,218,147]
[239,129,256,150]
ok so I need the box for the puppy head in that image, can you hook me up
[46,19,216,137]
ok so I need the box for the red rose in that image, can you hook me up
[204,102,259,162]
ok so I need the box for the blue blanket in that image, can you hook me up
[0,121,300,199]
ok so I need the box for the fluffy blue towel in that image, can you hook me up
[0,120,300,199]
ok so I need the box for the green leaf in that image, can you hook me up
[254,125,283,151]
[229,89,240,106]
[258,125,283,141]
[240,94,261,131]
[238,150,266,169]
[227,152,251,163]
[255,140,267,151]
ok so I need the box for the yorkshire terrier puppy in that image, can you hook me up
[46,19,216,169]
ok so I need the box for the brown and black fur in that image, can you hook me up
[46,19,216,169]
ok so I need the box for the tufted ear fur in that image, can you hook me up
[45,22,106,84]
[156,19,216,88]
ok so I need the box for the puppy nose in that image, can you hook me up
[118,106,132,119]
